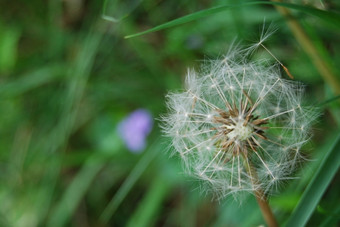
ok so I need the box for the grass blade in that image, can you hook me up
[319,205,340,227]
[318,95,340,107]
[99,138,160,224]
[47,154,106,227]
[37,28,103,224]
[126,175,172,227]
[285,132,340,227]
[124,1,340,39]
[0,64,64,97]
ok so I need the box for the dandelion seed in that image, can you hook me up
[161,42,318,200]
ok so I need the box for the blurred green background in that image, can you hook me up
[0,0,339,226]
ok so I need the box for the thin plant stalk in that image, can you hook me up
[245,156,279,227]
[271,0,340,95]
[162,36,318,227]
[254,188,279,227]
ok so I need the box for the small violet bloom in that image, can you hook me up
[118,109,153,152]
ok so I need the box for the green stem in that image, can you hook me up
[271,0,340,95]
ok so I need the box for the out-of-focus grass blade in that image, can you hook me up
[126,175,171,227]
[0,26,20,73]
[320,205,340,227]
[38,29,103,224]
[125,1,340,39]
[101,0,143,23]
[271,1,340,27]
[0,64,64,97]
[318,94,340,107]
[285,132,340,227]
[47,154,108,227]
[99,138,160,224]
[214,195,262,227]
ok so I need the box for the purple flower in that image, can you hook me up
[118,109,153,152]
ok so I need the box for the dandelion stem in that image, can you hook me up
[245,158,279,227]
[254,190,279,227]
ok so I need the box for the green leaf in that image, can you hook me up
[285,132,340,227]
[124,1,340,39]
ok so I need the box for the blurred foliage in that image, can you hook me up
[0,0,339,226]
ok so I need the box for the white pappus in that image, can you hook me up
[161,42,318,200]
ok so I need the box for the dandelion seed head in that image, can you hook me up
[227,120,253,141]
[161,42,318,200]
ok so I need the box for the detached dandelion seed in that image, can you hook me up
[161,37,318,226]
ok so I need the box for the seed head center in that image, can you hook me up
[228,119,253,141]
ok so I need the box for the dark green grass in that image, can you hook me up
[0,0,339,226]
